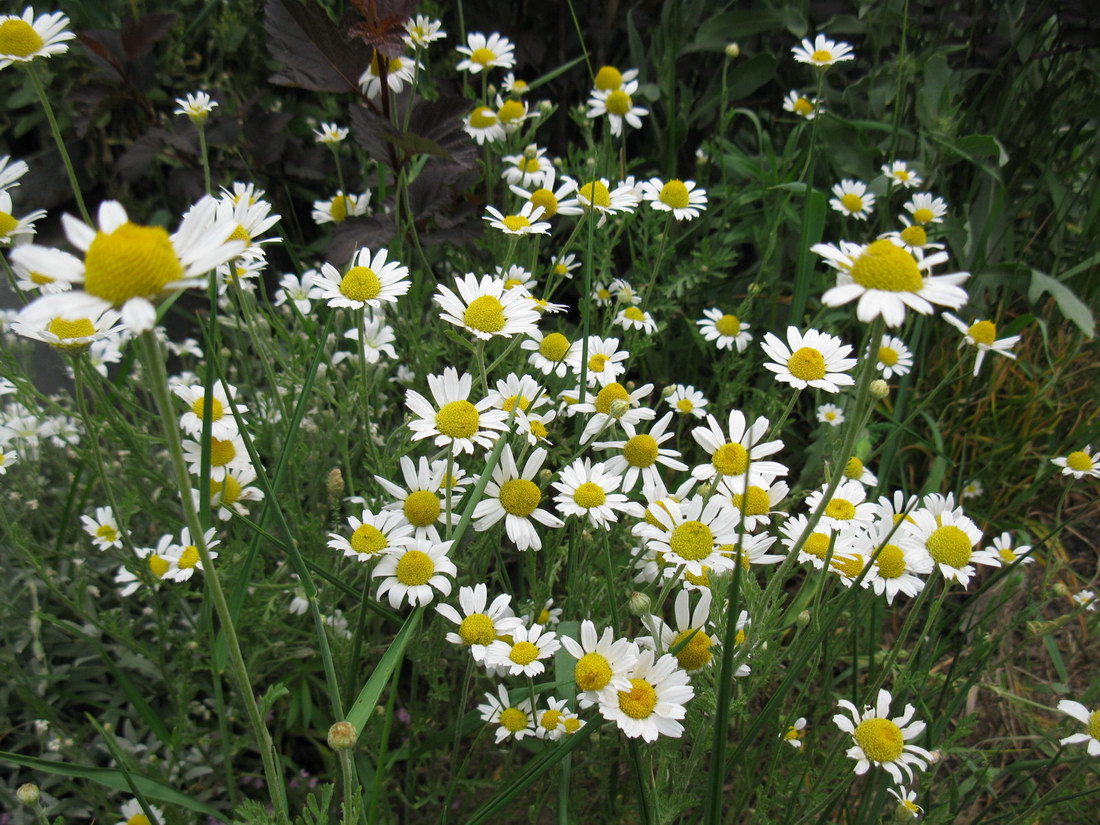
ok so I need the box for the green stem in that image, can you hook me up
[197,124,212,195]
[788,71,827,324]
[26,62,90,224]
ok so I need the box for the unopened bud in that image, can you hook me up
[725,42,740,58]
[16,784,40,806]
[538,468,553,482]
[326,468,345,500]
[869,379,890,399]
[661,385,676,398]
[1052,582,1070,597]
[609,399,631,418]
[327,721,357,750]
[523,143,538,159]
[796,610,810,627]
[628,591,653,616]
[537,100,553,115]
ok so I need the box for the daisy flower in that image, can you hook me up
[942,314,1020,376]
[888,788,923,819]
[812,237,970,327]
[874,335,913,378]
[327,509,413,562]
[829,179,875,220]
[882,161,922,189]
[597,650,694,742]
[593,411,687,493]
[632,494,741,577]
[0,8,74,68]
[560,620,639,708]
[573,381,656,443]
[779,514,861,570]
[609,277,641,306]
[434,272,540,341]
[404,15,445,47]
[761,326,857,392]
[202,466,265,521]
[833,688,933,783]
[0,155,29,191]
[501,146,554,187]
[841,456,878,486]
[904,192,948,225]
[405,367,509,455]
[986,531,1034,566]
[11,198,243,335]
[593,65,639,92]
[817,403,845,426]
[549,252,581,280]
[215,184,281,261]
[359,52,420,98]
[495,95,529,133]
[162,527,220,582]
[565,335,630,387]
[11,307,122,351]
[82,506,123,550]
[696,308,752,352]
[690,409,787,483]
[855,520,933,603]
[804,480,878,532]
[11,245,78,294]
[317,247,409,310]
[552,457,642,528]
[173,380,246,440]
[174,91,217,124]
[435,583,520,663]
[116,799,164,825]
[477,684,535,744]
[485,622,561,677]
[375,456,458,541]
[587,81,648,137]
[899,508,989,586]
[1072,589,1096,611]
[614,305,657,334]
[592,282,614,305]
[960,478,983,500]
[647,588,719,673]
[455,32,515,74]
[338,314,397,364]
[274,270,323,315]
[509,169,582,219]
[313,122,348,145]
[472,445,563,551]
[792,34,855,67]
[641,178,707,220]
[1051,445,1100,479]
[782,90,821,119]
[568,177,641,226]
[312,191,370,225]
[372,540,456,609]
[502,72,529,95]
[717,478,789,533]
[487,371,549,422]
[666,384,708,418]
[182,432,251,481]
[0,190,46,245]
[522,329,576,377]
[483,202,550,236]
[536,698,583,740]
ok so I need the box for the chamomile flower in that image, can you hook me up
[792,34,855,67]
[374,457,457,541]
[173,380,246,440]
[358,52,420,98]
[478,684,535,743]
[761,327,857,392]
[522,330,576,377]
[404,15,445,47]
[486,372,550,430]
[162,527,220,582]
[641,178,707,220]
[473,445,562,551]
[598,649,694,742]
[11,198,243,335]
[856,520,933,603]
[690,409,787,483]
[646,588,720,673]
[986,531,1034,566]
[568,336,629,387]
[834,689,933,783]
[666,384,708,418]
[780,514,861,570]
[549,252,580,280]
[405,367,509,455]
[11,245,77,294]
[495,95,529,133]
[568,177,641,225]
[173,91,217,124]
[887,788,923,819]
[697,308,752,352]
[455,32,515,74]
[817,403,845,426]
[372,540,456,608]
[592,282,614,306]
[830,179,875,220]
[215,184,281,261]
[574,381,656,443]
[338,314,397,364]
[904,192,948,225]
[313,122,348,145]
[812,237,969,327]
[841,456,878,487]
[0,155,29,191]
[594,412,687,493]
[633,495,741,577]
[317,248,410,310]
[609,278,642,306]
[783,717,808,748]
[462,107,504,145]
[509,169,582,219]
[882,161,922,189]
[536,698,583,740]
[587,81,648,137]
[274,270,323,314]
[1051,445,1100,479]
[11,308,122,351]
[327,509,414,562]
[182,432,251,481]
[960,478,983,500]
[805,480,878,532]
[436,583,520,663]
[0,190,45,245]
[484,202,551,236]
[0,443,16,475]
[501,146,554,187]
[593,65,639,92]
[560,621,638,707]
[311,191,370,225]
[0,8,73,68]
[116,798,164,825]
[782,90,821,119]
[717,478,789,533]
[202,466,264,521]
[874,335,914,378]
[82,506,123,550]
[485,622,560,677]
[614,305,657,334]
[942,313,1020,376]
[1072,589,1097,611]
[899,508,988,586]
[434,272,540,341]
[552,457,641,528]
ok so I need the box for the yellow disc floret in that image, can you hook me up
[468,106,497,128]
[191,395,224,421]
[499,478,541,517]
[874,544,907,579]
[396,549,434,586]
[730,485,770,516]
[594,65,623,91]
[788,347,827,381]
[0,19,44,57]
[497,99,525,124]
[669,520,714,561]
[878,346,899,366]
[435,400,480,439]
[793,97,813,116]
[853,718,905,762]
[339,266,381,302]
[540,709,562,731]
[623,434,658,467]
[825,498,857,521]
[578,181,611,209]
[712,442,748,476]
[594,382,630,415]
[126,815,151,825]
[850,239,923,292]
[96,524,118,542]
[210,474,242,506]
[539,332,570,362]
[803,532,831,560]
[463,295,506,332]
[899,224,927,247]
[529,188,558,217]
[659,180,690,209]
[967,320,996,347]
[618,679,657,719]
[470,47,496,66]
[840,193,864,213]
[623,306,646,322]
[403,490,441,527]
[458,613,496,646]
[509,641,540,666]
[499,707,528,732]
[1066,451,1093,472]
[329,195,349,222]
[350,524,388,556]
[148,555,170,578]
[209,437,237,467]
[912,207,934,225]
[178,545,200,569]
[501,215,531,232]
[925,525,973,568]
[47,317,96,347]
[575,652,613,691]
[83,223,183,305]
[715,314,741,336]
[671,628,713,671]
[573,482,607,509]
[844,457,864,480]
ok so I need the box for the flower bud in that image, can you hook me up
[16,784,40,805]
[725,42,740,58]
[326,468,345,500]
[538,468,553,482]
[869,379,890,399]
[796,609,811,627]
[328,721,357,750]
[628,591,653,616]
[661,385,676,398]
[1052,582,1070,597]
[609,399,631,419]
[523,143,539,159]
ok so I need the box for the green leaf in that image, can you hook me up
[725,53,777,101]
[343,607,424,738]
[0,751,222,817]
[1028,269,1095,338]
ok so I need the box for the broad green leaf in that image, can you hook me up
[1029,269,1095,338]
[343,607,424,738]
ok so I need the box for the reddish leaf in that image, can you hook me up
[264,0,373,93]
[120,13,177,60]
[327,215,396,264]
[346,0,417,57]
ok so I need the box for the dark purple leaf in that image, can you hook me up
[264,0,373,93]
[327,215,396,264]
[346,0,417,58]
[120,13,177,60]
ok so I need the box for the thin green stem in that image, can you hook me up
[197,125,212,195]
[26,62,90,224]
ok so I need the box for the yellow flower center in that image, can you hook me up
[1066,451,1093,472]
[529,188,558,217]
[209,437,237,467]
[604,89,632,116]
[499,707,528,732]
[844,457,864,480]
[899,224,927,247]
[594,382,630,415]
[712,442,748,477]
[831,553,865,578]
[659,180,690,209]
[785,725,805,741]
[463,294,506,333]
[0,19,44,57]
[148,555,169,578]
[210,474,242,506]
[575,652,612,691]
[997,547,1017,563]
[178,545,200,569]
[540,708,562,731]
[470,47,497,66]
[468,106,497,129]
[30,271,54,285]
[83,223,184,306]
[715,314,741,336]
[586,354,609,374]
[670,520,714,561]
[350,524,388,556]
[810,49,833,63]
[96,524,118,542]
[403,490,441,527]
[329,195,349,222]
[672,628,713,671]
[518,156,542,173]
[509,640,540,665]
[840,193,864,213]
[0,211,18,238]
[47,317,96,345]
[191,395,224,421]
[853,718,905,762]
[435,400,480,439]
[803,532,831,559]
[594,65,623,91]
[539,332,571,361]
[573,481,607,509]
[623,434,658,467]
[788,347,826,381]
[578,181,611,209]
[793,97,813,116]
[850,239,923,292]
[458,613,496,646]
[396,549,434,585]
[339,266,381,302]
[967,320,997,347]
[912,207,935,225]
[874,544,907,579]
[926,525,973,568]
[676,398,695,413]
[497,99,525,124]
[618,678,657,719]
[878,346,899,366]
[895,169,911,182]
[227,224,251,244]
[1088,710,1100,740]
[501,215,531,232]
[499,478,541,517]
[529,418,549,440]
[126,815,151,825]
[730,485,770,516]
[623,306,646,322]
[684,567,711,587]
[563,716,581,734]
[825,498,857,521]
